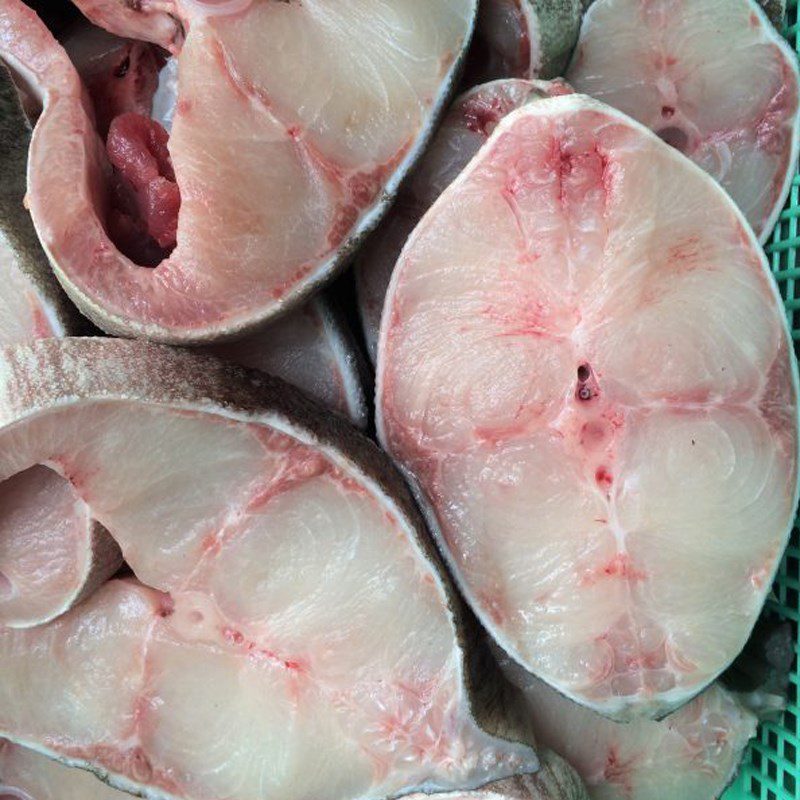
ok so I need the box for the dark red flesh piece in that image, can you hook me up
[106,112,180,266]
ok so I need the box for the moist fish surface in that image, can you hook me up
[357,78,572,364]
[566,0,800,242]
[0,337,537,800]
[510,672,758,800]
[0,0,477,343]
[377,94,798,721]
[0,740,587,800]
[58,19,367,426]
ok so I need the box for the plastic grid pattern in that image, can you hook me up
[723,3,800,798]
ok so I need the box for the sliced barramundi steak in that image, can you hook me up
[0,63,121,629]
[0,337,537,800]
[566,0,800,243]
[0,0,476,343]
[0,741,586,800]
[377,94,799,721]
[59,20,367,426]
[356,77,572,364]
[473,0,584,81]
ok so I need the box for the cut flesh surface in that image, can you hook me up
[471,1,583,82]
[566,0,800,243]
[532,678,760,800]
[357,78,572,363]
[208,296,367,428]
[0,742,584,800]
[0,0,476,343]
[58,21,367,426]
[0,739,131,800]
[0,64,120,628]
[507,668,757,800]
[0,338,536,800]
[377,95,799,720]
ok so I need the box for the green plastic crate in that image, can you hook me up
[723,3,800,798]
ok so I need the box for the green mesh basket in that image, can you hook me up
[722,3,800,798]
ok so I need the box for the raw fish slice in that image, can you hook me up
[0,742,585,800]
[509,670,757,800]
[0,64,120,628]
[472,1,583,81]
[0,0,476,343]
[566,0,800,242]
[501,621,793,799]
[60,23,367,426]
[377,95,798,720]
[356,78,572,363]
[0,337,536,800]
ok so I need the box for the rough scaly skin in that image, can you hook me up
[0,63,121,628]
[0,64,86,337]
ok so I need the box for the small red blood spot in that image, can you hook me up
[666,56,677,66]
[581,555,646,586]
[661,105,675,118]
[287,125,302,140]
[157,594,174,618]
[603,746,636,792]
[595,466,613,488]
[751,12,759,26]
[223,627,245,646]
[177,99,192,115]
